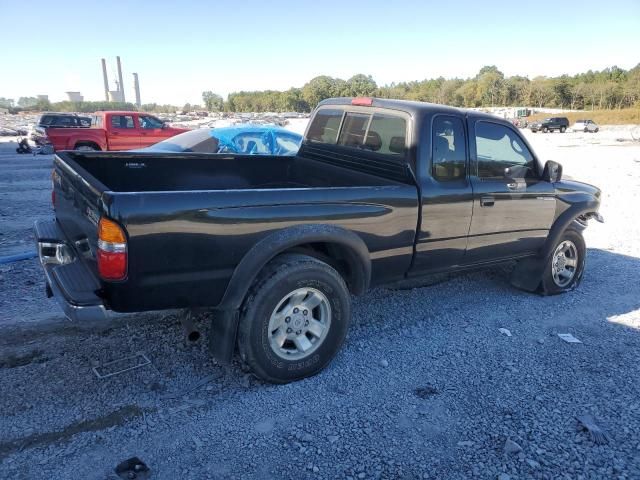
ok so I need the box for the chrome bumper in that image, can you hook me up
[35,220,109,322]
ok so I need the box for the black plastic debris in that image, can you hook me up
[414,386,439,399]
[115,457,150,480]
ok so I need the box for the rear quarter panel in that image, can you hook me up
[103,186,418,312]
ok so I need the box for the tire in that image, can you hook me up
[74,143,99,151]
[237,254,351,383]
[560,126,566,133]
[584,127,589,133]
[594,128,599,133]
[542,127,548,133]
[540,228,586,295]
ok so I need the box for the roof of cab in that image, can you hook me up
[317,97,500,122]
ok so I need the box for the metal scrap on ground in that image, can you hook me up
[558,333,583,343]
[576,414,611,445]
[92,353,151,379]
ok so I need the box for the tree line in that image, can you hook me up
[215,65,640,113]
[2,64,638,114]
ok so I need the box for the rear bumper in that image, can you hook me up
[34,219,109,322]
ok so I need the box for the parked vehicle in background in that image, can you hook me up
[31,113,91,146]
[39,111,189,151]
[140,125,303,155]
[572,119,599,133]
[529,117,569,133]
[36,97,603,384]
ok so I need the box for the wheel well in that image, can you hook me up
[74,141,100,150]
[281,242,366,295]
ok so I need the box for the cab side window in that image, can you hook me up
[111,115,135,129]
[475,121,535,179]
[432,116,466,181]
[139,115,164,129]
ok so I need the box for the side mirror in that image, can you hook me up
[543,160,563,182]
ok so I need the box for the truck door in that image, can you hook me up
[465,117,556,262]
[137,114,167,147]
[411,114,474,273]
[108,114,141,150]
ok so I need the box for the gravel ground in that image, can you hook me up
[0,132,639,479]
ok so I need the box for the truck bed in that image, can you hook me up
[63,151,408,192]
[52,150,419,313]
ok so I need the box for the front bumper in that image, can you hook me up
[35,220,109,322]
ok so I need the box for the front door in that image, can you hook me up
[465,117,556,263]
[108,114,141,150]
[411,114,474,273]
[138,115,167,147]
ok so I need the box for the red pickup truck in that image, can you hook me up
[41,111,189,151]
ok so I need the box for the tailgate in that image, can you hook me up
[52,153,108,275]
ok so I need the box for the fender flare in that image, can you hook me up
[542,199,600,261]
[510,199,600,292]
[218,224,371,311]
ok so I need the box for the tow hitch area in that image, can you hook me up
[37,241,75,266]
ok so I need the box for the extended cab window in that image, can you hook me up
[139,115,164,129]
[475,121,535,179]
[111,115,135,129]
[307,109,343,144]
[432,116,466,181]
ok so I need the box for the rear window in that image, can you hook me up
[307,109,343,144]
[338,113,369,147]
[308,108,407,158]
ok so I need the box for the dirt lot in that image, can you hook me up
[0,130,639,479]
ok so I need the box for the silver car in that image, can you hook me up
[572,119,599,133]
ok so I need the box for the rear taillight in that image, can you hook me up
[97,217,127,280]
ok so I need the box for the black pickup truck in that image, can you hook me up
[35,97,602,383]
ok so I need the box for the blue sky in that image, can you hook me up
[1,0,638,105]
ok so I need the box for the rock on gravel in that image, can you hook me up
[504,438,523,454]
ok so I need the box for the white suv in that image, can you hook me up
[572,119,599,133]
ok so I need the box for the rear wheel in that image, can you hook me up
[74,143,99,151]
[540,229,586,295]
[584,127,589,133]
[237,254,351,383]
[542,127,549,133]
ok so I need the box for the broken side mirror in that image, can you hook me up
[543,160,563,183]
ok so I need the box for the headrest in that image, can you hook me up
[389,136,405,154]
[364,131,382,151]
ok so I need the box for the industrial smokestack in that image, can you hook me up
[116,56,125,102]
[133,73,141,107]
[101,58,109,101]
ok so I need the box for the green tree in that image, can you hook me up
[202,91,224,112]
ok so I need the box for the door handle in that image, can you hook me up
[507,182,518,189]
[480,196,495,207]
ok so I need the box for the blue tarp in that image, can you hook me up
[213,125,302,155]
[140,124,303,155]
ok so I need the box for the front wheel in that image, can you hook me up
[542,127,549,133]
[237,254,351,383]
[560,126,566,133]
[540,229,586,295]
